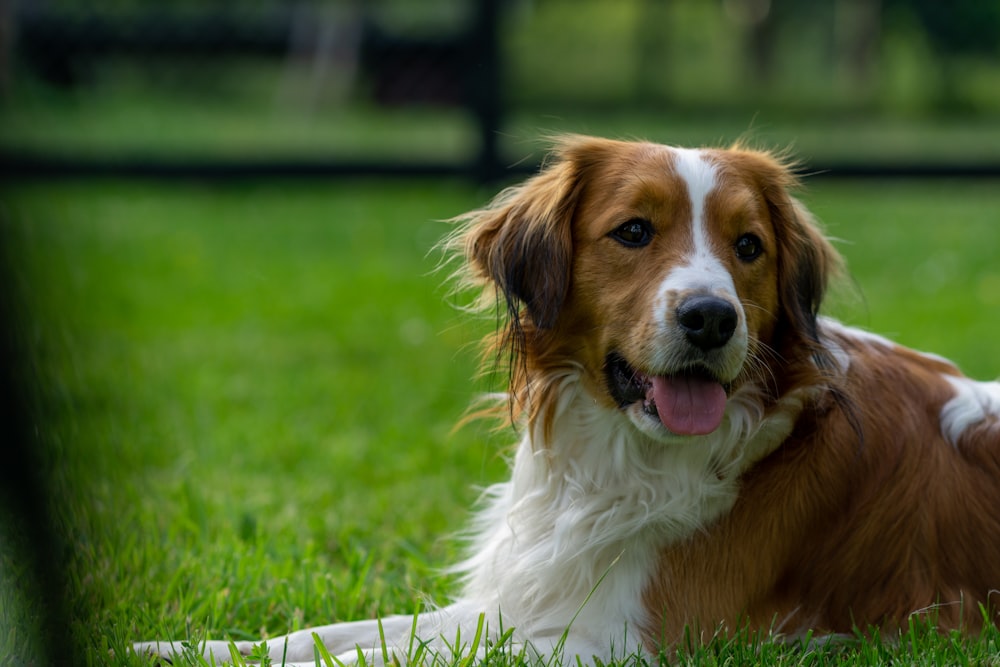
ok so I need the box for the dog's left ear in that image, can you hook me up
[728,148,842,347]
[732,149,862,436]
[457,144,586,329]
[774,196,840,347]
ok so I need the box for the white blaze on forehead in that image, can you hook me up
[671,147,717,235]
[656,148,738,303]
[646,147,748,379]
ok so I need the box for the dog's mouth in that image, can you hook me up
[605,353,729,436]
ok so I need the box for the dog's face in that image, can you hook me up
[569,145,782,439]
[460,136,836,442]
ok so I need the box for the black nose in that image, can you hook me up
[676,296,738,351]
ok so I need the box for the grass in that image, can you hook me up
[2,177,999,666]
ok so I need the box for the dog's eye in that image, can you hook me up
[735,233,763,261]
[610,219,654,247]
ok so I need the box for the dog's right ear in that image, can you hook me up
[457,147,585,330]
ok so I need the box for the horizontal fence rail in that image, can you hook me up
[4,151,1000,183]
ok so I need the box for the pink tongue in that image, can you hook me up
[649,375,727,435]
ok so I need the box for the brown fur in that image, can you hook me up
[645,333,1000,644]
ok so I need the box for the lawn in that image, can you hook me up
[2,176,999,666]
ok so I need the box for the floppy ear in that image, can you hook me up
[742,152,865,438]
[773,196,840,347]
[458,149,583,330]
[727,147,841,349]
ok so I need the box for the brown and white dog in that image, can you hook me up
[137,136,1000,664]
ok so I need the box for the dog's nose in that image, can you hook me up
[676,296,738,351]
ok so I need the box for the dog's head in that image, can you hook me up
[454,136,839,441]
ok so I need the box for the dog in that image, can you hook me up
[136,136,1000,665]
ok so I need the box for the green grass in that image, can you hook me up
[2,177,999,666]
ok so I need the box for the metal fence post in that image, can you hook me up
[467,0,503,183]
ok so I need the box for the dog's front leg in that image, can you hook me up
[290,601,495,663]
[131,618,416,665]
[131,638,254,663]
[132,601,494,665]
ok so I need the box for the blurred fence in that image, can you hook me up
[2,0,1000,182]
[3,0,505,180]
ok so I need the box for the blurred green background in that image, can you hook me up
[3,0,1000,167]
[2,1,1000,665]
